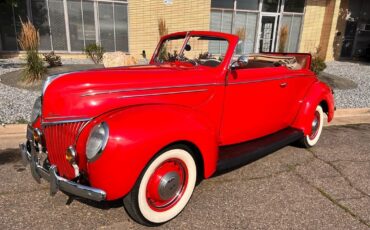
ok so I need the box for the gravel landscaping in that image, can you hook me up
[0,58,369,124]
[324,61,370,109]
[0,58,94,124]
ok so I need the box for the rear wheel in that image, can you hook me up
[299,105,324,148]
[123,145,197,226]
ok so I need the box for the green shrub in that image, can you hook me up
[83,43,104,64]
[311,56,327,75]
[43,51,62,67]
[23,50,46,82]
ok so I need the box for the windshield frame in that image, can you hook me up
[150,31,238,69]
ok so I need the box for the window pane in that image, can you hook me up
[114,3,128,52]
[289,15,302,52]
[284,0,305,13]
[237,0,259,10]
[221,11,232,53]
[82,1,96,46]
[31,0,51,50]
[49,0,67,50]
[68,0,84,51]
[0,3,17,50]
[98,2,115,51]
[262,0,279,12]
[209,10,222,54]
[209,10,232,54]
[211,0,234,9]
[234,12,258,54]
[281,15,302,52]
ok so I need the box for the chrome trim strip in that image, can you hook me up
[81,82,223,97]
[228,75,307,86]
[42,118,91,126]
[118,89,208,99]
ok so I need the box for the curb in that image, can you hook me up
[334,108,370,117]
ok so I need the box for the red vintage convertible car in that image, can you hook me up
[20,31,334,226]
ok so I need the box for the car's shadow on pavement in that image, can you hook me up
[64,194,124,210]
[0,148,22,165]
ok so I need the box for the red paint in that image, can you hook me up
[36,31,334,200]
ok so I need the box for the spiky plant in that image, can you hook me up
[157,18,169,61]
[235,27,246,41]
[278,25,289,53]
[235,27,246,54]
[18,18,46,82]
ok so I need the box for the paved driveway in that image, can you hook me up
[1,124,370,229]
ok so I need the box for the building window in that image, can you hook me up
[283,0,305,13]
[67,0,85,51]
[210,0,305,53]
[0,0,128,53]
[49,0,68,51]
[0,0,28,51]
[31,0,52,50]
[280,15,303,52]
[262,0,279,13]
[211,0,234,9]
[237,0,259,11]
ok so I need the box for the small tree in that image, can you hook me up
[311,46,327,74]
[18,18,46,82]
[278,25,289,53]
[83,43,104,64]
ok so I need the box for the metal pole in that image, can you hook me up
[63,0,71,52]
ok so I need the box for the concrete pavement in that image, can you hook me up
[0,110,370,229]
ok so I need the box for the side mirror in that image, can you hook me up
[237,55,249,66]
[230,55,249,70]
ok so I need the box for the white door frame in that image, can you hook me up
[257,12,279,53]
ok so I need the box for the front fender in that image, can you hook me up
[81,105,218,200]
[291,81,335,135]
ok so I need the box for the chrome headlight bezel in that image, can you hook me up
[86,122,109,162]
[30,96,42,123]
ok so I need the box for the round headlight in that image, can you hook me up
[86,122,109,161]
[30,96,42,123]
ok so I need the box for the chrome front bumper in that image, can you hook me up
[19,142,106,202]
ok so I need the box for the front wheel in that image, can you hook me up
[299,105,324,148]
[123,145,197,226]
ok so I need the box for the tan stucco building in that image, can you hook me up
[1,0,369,61]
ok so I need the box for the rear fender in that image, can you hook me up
[291,81,334,135]
[83,105,218,200]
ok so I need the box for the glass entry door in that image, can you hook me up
[259,15,278,52]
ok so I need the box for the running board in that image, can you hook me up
[216,128,304,173]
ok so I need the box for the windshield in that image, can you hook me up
[154,35,229,67]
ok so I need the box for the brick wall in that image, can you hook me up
[128,0,211,59]
[299,0,327,54]
[299,0,341,61]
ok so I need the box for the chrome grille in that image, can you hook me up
[43,121,87,179]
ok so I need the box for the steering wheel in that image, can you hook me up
[178,55,198,66]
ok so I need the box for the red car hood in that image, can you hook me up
[41,64,218,122]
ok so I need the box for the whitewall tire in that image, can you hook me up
[300,105,324,148]
[123,144,197,226]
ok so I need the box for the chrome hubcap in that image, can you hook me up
[158,172,181,200]
[309,111,320,140]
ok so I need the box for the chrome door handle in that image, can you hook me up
[280,82,288,88]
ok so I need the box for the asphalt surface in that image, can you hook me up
[1,123,370,229]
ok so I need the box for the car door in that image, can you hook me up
[220,66,293,145]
